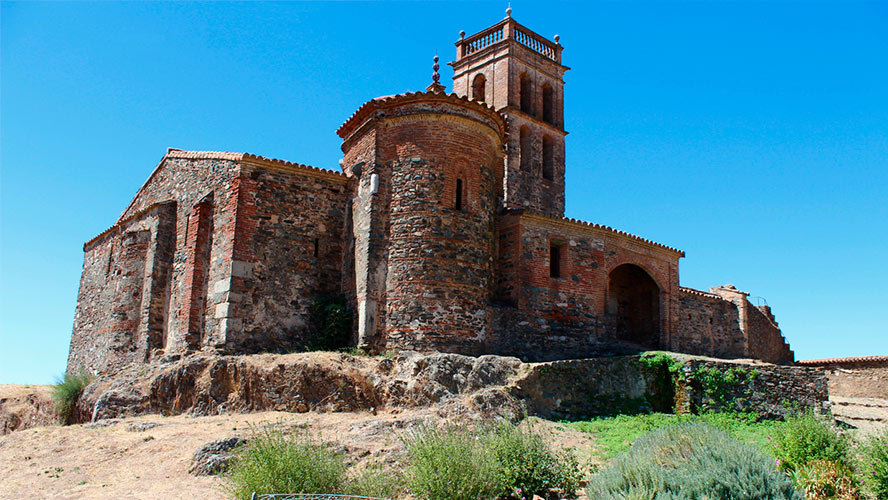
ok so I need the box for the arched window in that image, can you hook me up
[520,73,532,115]
[519,126,532,172]
[455,178,464,211]
[472,74,486,103]
[542,84,555,125]
[542,135,555,180]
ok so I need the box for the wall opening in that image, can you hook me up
[472,74,486,103]
[520,73,533,115]
[542,135,555,180]
[455,178,464,211]
[607,264,661,349]
[519,126,532,172]
[542,83,555,125]
[549,241,565,278]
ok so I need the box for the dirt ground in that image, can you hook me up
[0,397,598,500]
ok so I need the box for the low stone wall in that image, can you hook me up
[677,359,829,419]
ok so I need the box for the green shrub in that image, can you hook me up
[773,412,850,471]
[403,424,504,500]
[686,365,757,412]
[860,428,888,499]
[51,371,93,424]
[789,460,862,499]
[224,428,347,499]
[484,421,582,498]
[638,352,683,413]
[307,295,352,351]
[586,422,803,499]
[344,466,406,498]
[403,422,581,500]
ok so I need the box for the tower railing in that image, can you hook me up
[456,18,562,64]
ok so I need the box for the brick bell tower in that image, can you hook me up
[450,7,569,217]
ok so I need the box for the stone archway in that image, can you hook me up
[607,264,661,349]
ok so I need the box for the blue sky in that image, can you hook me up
[1,1,886,384]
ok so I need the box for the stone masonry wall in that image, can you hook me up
[115,154,242,355]
[69,202,176,375]
[226,162,349,353]
[746,304,794,364]
[675,288,747,359]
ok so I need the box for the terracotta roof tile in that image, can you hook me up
[796,355,888,366]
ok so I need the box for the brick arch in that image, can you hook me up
[607,263,662,349]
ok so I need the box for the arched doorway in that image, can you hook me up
[607,264,661,349]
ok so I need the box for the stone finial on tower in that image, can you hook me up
[506,5,512,17]
[426,54,446,93]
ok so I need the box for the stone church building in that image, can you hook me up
[68,13,794,375]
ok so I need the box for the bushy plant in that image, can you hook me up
[51,371,93,424]
[860,428,888,499]
[403,422,582,500]
[484,421,582,498]
[773,412,850,471]
[343,466,406,498]
[307,295,352,351]
[586,422,803,500]
[789,460,862,499]
[403,424,504,500]
[224,428,348,500]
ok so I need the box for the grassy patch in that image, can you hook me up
[569,411,785,460]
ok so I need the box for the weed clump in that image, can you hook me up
[772,412,850,471]
[586,422,802,499]
[51,371,93,425]
[789,459,862,499]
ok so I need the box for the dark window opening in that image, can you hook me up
[550,243,562,278]
[542,84,555,125]
[314,238,319,257]
[519,126,532,172]
[472,74,486,103]
[542,135,555,180]
[455,178,464,211]
[520,73,533,115]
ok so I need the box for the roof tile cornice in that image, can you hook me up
[336,90,505,140]
[520,211,685,257]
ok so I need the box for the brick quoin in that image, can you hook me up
[67,13,794,375]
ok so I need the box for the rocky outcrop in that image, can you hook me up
[188,437,245,476]
[71,351,829,426]
[0,386,59,434]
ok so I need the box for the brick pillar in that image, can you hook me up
[181,196,214,350]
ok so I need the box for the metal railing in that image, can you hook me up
[252,494,391,500]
